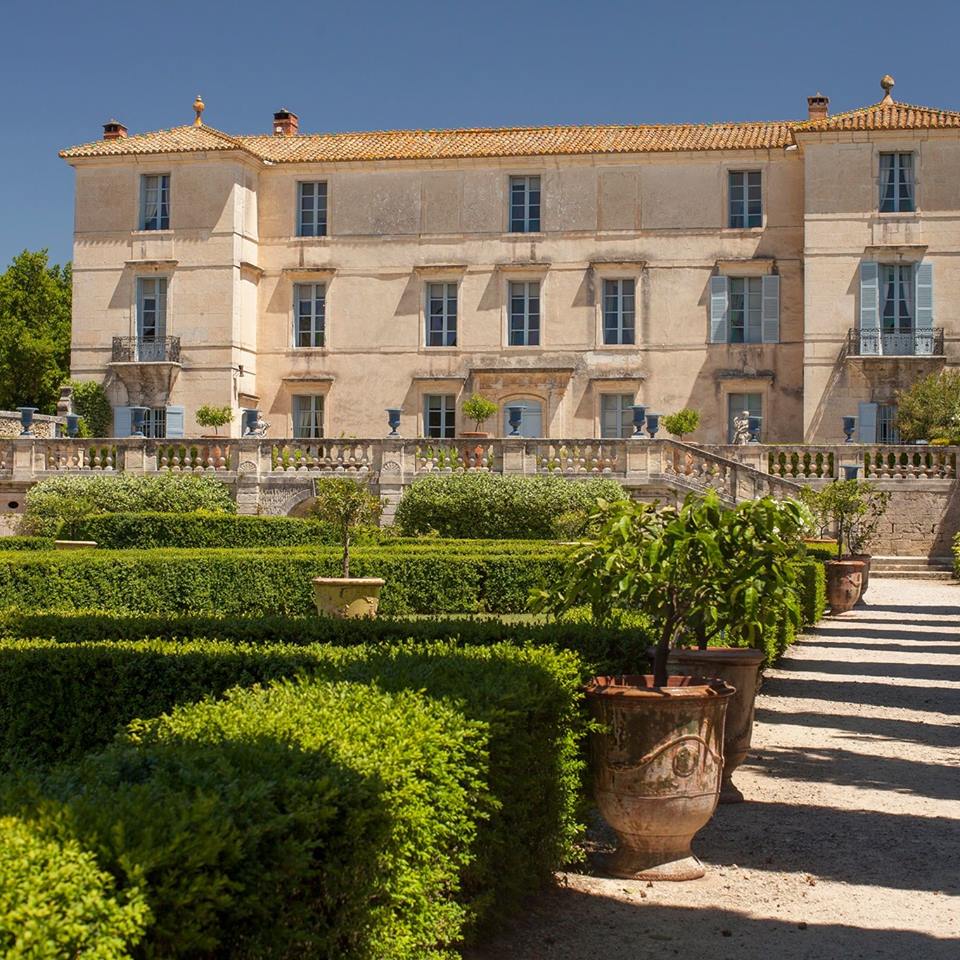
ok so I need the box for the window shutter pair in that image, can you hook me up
[859,261,933,355]
[709,274,780,343]
[858,402,878,443]
[111,405,184,438]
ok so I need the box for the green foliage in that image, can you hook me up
[662,408,701,440]
[0,816,149,959]
[462,393,499,431]
[0,641,585,948]
[797,558,827,626]
[312,478,384,577]
[0,250,72,414]
[195,404,233,434]
[954,532,960,578]
[802,481,891,558]
[0,536,54,551]
[395,474,627,539]
[0,544,572,616]
[20,474,235,537]
[535,493,808,683]
[68,379,112,438]
[896,370,960,443]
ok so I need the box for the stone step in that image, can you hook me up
[871,570,957,581]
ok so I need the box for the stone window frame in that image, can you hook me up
[139,173,171,231]
[597,391,636,439]
[297,180,328,237]
[723,166,765,232]
[507,174,543,234]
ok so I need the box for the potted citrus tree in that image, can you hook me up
[310,477,385,618]
[537,491,805,878]
[196,404,233,438]
[460,393,498,439]
[662,408,701,442]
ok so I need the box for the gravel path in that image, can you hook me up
[468,578,960,960]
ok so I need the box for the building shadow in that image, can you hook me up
[759,675,958,713]
[773,657,960,682]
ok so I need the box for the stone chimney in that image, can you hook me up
[807,93,829,120]
[273,108,299,136]
[103,119,128,140]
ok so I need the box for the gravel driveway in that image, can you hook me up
[468,578,960,960]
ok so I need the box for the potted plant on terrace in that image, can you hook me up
[460,393,498,439]
[662,408,701,443]
[196,404,233,438]
[536,491,806,879]
[310,477,385,618]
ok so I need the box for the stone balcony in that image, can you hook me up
[846,327,944,358]
[108,336,182,406]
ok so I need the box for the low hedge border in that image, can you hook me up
[0,546,573,616]
[0,640,585,947]
[0,536,54,551]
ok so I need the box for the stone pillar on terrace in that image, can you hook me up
[235,439,265,515]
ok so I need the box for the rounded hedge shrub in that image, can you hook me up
[21,474,236,536]
[394,474,627,539]
[0,816,148,959]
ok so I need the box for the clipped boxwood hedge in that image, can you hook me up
[395,473,626,539]
[5,680,484,958]
[0,546,571,615]
[0,640,585,947]
[0,816,149,959]
[0,536,54,551]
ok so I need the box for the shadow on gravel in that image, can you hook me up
[819,617,960,629]
[852,603,960,617]
[464,887,959,960]
[809,625,960,643]
[800,639,960,656]
[754,707,960,749]
[758,676,959,713]
[746,745,960,801]
[772,658,960,682]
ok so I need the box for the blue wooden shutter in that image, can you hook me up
[761,274,780,343]
[113,406,133,438]
[709,276,729,343]
[165,405,185,438]
[858,402,878,443]
[915,262,933,355]
[859,261,880,355]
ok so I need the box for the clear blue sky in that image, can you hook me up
[2,0,959,269]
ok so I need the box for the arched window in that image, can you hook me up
[502,397,544,437]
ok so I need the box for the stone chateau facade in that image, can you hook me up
[60,76,960,444]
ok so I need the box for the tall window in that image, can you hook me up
[423,394,455,438]
[728,171,762,228]
[298,181,328,236]
[136,278,167,361]
[294,283,326,348]
[600,394,634,438]
[426,283,457,347]
[603,279,636,345]
[502,398,544,438]
[880,264,914,334]
[509,281,540,346]
[877,403,900,444]
[292,395,324,438]
[729,277,763,343]
[140,174,170,230]
[879,153,914,213]
[727,393,762,442]
[143,407,167,439]
[509,175,541,232]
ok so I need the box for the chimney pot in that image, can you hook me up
[103,119,128,140]
[807,92,829,120]
[273,108,299,136]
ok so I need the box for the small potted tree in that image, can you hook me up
[460,394,499,439]
[310,477,385,618]
[537,492,806,878]
[196,405,233,438]
[662,408,701,442]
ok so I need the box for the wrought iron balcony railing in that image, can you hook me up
[111,336,181,363]
[846,327,944,358]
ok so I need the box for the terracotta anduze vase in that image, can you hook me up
[584,674,735,881]
[312,577,385,618]
[825,559,865,613]
[850,554,872,597]
[668,648,765,803]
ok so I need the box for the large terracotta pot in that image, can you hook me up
[851,554,871,597]
[311,577,385,618]
[825,559,865,614]
[458,431,490,439]
[584,674,734,881]
[668,648,765,804]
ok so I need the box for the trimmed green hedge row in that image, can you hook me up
[0,815,148,959]
[0,536,54,551]
[0,641,585,952]
[0,546,571,615]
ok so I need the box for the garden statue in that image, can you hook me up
[732,409,751,445]
[250,413,270,437]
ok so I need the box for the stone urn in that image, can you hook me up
[584,674,735,881]
[312,577,385,618]
[825,559,865,614]
[668,648,765,803]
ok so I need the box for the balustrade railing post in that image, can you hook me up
[501,438,525,475]
[12,438,37,481]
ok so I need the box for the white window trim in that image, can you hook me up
[877,150,918,214]
[503,276,545,348]
[292,282,327,350]
[421,392,458,439]
[133,273,172,341]
[724,167,764,231]
[296,180,329,238]
[139,173,171,231]
[728,276,764,345]
[290,393,326,439]
[507,174,543,234]
[421,279,459,351]
[596,276,639,348]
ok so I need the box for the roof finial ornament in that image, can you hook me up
[193,95,205,127]
[880,75,895,105]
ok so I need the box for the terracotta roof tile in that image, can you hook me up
[795,100,960,133]
[59,124,252,159]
